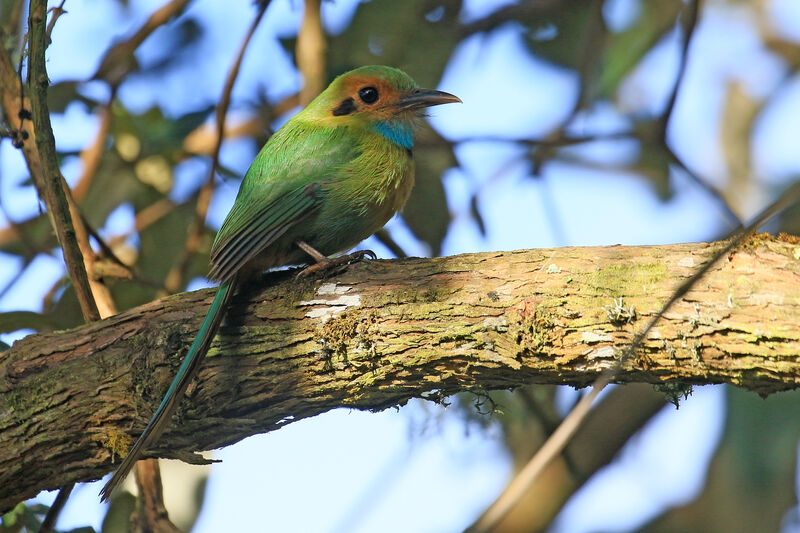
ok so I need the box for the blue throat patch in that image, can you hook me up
[372,121,413,150]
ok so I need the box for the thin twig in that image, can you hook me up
[163,0,270,293]
[78,211,166,290]
[92,0,192,86]
[38,483,73,533]
[132,460,182,533]
[659,0,701,140]
[465,181,800,533]
[73,89,115,202]
[373,228,408,258]
[44,0,67,45]
[666,144,742,228]
[448,131,634,148]
[0,33,42,195]
[0,258,31,301]
[15,30,29,148]
[459,0,562,36]
[654,0,741,228]
[182,91,299,155]
[77,211,136,277]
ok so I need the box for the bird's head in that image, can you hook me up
[301,65,461,149]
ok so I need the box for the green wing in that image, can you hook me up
[207,123,358,282]
[208,183,321,281]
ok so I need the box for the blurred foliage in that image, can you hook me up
[640,388,800,533]
[1,0,800,531]
[0,501,94,533]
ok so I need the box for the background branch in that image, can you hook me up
[92,0,192,86]
[297,0,326,107]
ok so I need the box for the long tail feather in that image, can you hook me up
[99,277,237,501]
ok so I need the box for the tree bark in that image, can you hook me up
[1,237,799,510]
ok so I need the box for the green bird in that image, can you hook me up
[99,65,460,500]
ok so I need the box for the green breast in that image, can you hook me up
[301,129,415,256]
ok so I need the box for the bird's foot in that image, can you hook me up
[296,249,377,278]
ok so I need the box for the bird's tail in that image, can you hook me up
[99,277,237,501]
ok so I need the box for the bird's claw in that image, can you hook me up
[348,249,377,262]
[296,249,377,278]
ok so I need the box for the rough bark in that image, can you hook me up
[1,238,799,510]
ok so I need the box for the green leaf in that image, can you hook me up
[633,138,672,200]
[595,0,683,99]
[101,492,136,533]
[0,501,41,532]
[48,81,98,113]
[327,0,462,88]
[1,502,26,532]
[0,214,57,259]
[521,0,606,72]
[518,0,683,105]
[0,310,55,334]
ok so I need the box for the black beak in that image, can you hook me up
[394,88,462,111]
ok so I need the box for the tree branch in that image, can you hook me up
[1,239,799,510]
[297,0,326,106]
[91,0,192,86]
[26,0,101,322]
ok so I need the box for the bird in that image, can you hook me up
[99,65,461,501]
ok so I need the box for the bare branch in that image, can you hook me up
[73,91,115,202]
[665,144,742,228]
[448,131,634,148]
[38,483,72,533]
[297,0,326,106]
[44,0,67,45]
[92,0,192,86]
[460,0,563,36]
[26,0,110,527]
[132,460,182,533]
[659,0,702,140]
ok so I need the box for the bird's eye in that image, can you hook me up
[358,86,379,104]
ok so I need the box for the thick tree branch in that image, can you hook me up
[1,239,799,510]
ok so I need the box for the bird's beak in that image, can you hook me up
[393,88,462,111]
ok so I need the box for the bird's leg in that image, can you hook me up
[296,240,330,264]
[295,240,376,278]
